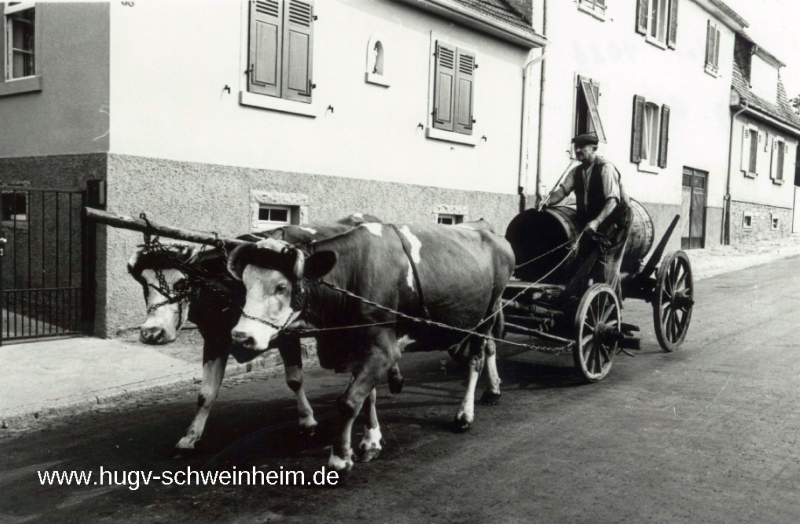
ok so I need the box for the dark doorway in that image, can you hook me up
[681,168,707,249]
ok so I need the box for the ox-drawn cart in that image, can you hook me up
[497,200,694,382]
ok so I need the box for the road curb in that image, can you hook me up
[0,351,318,430]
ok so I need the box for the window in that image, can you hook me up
[365,35,389,87]
[431,40,475,136]
[770,138,787,183]
[437,214,463,225]
[704,20,721,76]
[257,205,292,230]
[631,95,670,172]
[574,75,606,143]
[740,125,759,177]
[0,2,41,97]
[247,0,315,104]
[578,0,606,20]
[742,212,752,229]
[1,190,27,222]
[636,0,678,49]
[249,190,308,233]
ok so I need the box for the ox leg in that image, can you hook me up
[278,336,317,436]
[176,334,229,451]
[357,388,383,462]
[328,347,392,473]
[454,338,486,432]
[479,337,502,406]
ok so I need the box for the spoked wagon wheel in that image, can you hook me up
[573,284,621,383]
[653,250,694,352]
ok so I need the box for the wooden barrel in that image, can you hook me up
[506,199,654,283]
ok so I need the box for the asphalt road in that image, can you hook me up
[1,256,799,524]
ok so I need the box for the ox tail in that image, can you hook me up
[491,300,505,341]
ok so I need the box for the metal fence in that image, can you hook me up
[0,187,90,344]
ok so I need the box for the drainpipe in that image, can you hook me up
[517,0,547,213]
[533,0,548,211]
[723,100,749,245]
[519,49,547,213]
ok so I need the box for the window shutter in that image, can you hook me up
[631,95,646,163]
[454,48,475,136]
[636,0,648,35]
[740,127,751,173]
[667,0,679,49]
[433,41,456,132]
[249,0,283,97]
[281,0,314,103]
[705,21,713,67]
[713,27,721,68]
[658,105,670,168]
[579,77,606,143]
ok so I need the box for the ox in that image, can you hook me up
[127,214,400,452]
[227,223,515,472]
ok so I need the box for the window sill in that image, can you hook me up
[0,76,43,98]
[771,178,785,185]
[637,162,661,174]
[577,3,607,21]
[239,91,317,118]
[644,36,668,51]
[365,72,390,87]
[704,64,721,78]
[743,171,757,179]
[425,127,480,146]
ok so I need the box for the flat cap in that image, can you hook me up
[571,133,599,146]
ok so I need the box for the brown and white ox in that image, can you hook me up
[127,214,398,452]
[227,223,515,472]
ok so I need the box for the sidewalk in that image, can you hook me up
[2,234,800,429]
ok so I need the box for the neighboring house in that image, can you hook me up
[531,0,747,256]
[725,32,800,243]
[0,1,545,338]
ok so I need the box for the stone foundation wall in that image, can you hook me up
[729,200,793,244]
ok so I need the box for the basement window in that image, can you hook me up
[257,205,292,230]
[742,212,753,230]
[437,214,463,225]
[771,214,779,230]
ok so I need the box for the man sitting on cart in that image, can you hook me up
[545,133,633,299]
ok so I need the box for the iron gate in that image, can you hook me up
[0,186,92,344]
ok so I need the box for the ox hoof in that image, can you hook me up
[480,391,501,406]
[357,443,382,463]
[452,415,474,433]
[328,450,355,474]
[298,424,317,438]
[388,375,404,395]
[174,440,202,458]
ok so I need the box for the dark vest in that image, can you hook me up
[573,158,630,229]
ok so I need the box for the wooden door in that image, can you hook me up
[681,168,707,249]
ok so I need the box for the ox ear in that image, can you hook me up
[227,243,257,280]
[304,251,337,280]
[127,249,146,282]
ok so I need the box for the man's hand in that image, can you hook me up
[585,219,599,232]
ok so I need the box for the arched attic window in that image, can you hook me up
[366,35,390,87]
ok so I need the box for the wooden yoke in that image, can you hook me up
[84,208,250,250]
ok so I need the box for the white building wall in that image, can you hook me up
[729,115,797,209]
[108,0,533,196]
[537,0,736,246]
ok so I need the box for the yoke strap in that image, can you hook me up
[389,224,431,320]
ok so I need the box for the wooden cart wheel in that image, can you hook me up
[653,250,694,352]
[573,284,621,383]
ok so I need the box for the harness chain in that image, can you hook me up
[138,217,577,355]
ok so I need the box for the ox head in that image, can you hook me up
[227,238,336,351]
[127,244,201,345]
